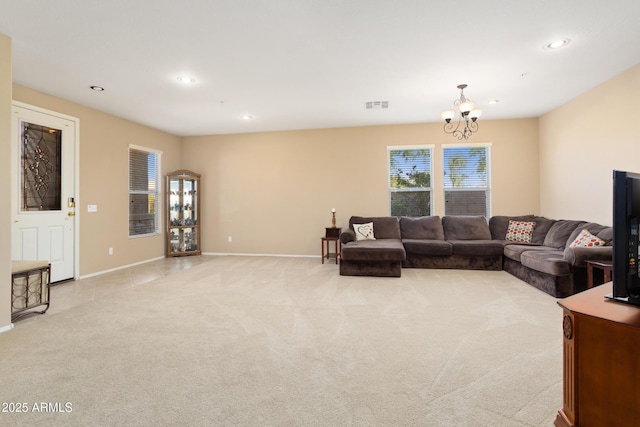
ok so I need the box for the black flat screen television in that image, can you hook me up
[608,169,640,306]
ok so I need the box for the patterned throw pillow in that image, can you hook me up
[354,222,376,241]
[505,220,536,243]
[570,229,606,248]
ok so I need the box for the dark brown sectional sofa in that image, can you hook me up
[339,215,613,298]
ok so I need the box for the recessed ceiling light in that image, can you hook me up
[90,85,104,91]
[241,115,254,120]
[489,99,500,105]
[544,39,570,50]
[177,76,196,84]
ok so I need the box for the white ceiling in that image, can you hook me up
[1,0,639,137]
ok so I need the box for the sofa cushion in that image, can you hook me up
[542,220,587,249]
[503,244,551,262]
[399,216,444,240]
[340,239,406,262]
[569,228,606,248]
[443,216,491,240]
[505,220,536,243]
[489,215,555,245]
[521,250,571,276]
[353,222,376,241]
[402,239,453,256]
[349,216,401,239]
[529,217,557,245]
[489,215,535,240]
[566,222,613,247]
[596,227,613,245]
[448,240,505,256]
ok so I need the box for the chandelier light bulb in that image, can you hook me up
[440,109,456,122]
[458,100,475,114]
[469,109,482,120]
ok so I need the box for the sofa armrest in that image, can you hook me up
[564,246,612,267]
[340,230,356,245]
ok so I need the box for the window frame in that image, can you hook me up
[442,142,491,218]
[128,144,162,238]
[387,145,434,217]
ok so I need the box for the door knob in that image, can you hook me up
[68,212,76,216]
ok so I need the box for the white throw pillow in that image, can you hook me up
[505,220,536,244]
[354,222,376,241]
[569,229,606,248]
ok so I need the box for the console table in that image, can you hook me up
[556,282,640,426]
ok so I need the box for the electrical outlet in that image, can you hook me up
[228,236,233,243]
[108,247,113,255]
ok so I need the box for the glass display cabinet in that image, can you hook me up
[166,170,201,257]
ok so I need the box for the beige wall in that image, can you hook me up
[539,63,640,226]
[181,118,540,256]
[1,34,12,330]
[12,85,182,277]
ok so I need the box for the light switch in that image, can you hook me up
[87,204,98,213]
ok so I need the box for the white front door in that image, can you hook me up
[11,102,78,283]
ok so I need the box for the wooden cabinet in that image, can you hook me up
[166,170,201,257]
[556,282,640,427]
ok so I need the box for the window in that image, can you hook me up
[129,145,161,237]
[388,146,433,216]
[443,144,491,217]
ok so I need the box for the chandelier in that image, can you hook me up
[440,84,482,140]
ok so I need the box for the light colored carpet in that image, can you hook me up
[0,256,562,426]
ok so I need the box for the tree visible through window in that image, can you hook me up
[443,145,490,217]
[129,146,161,237]
[388,147,433,216]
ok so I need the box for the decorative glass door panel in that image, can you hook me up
[166,170,201,257]
[21,122,62,211]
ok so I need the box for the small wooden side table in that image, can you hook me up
[321,237,341,264]
[585,259,612,289]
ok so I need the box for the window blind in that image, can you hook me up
[129,147,160,236]
[388,147,433,216]
[443,145,490,217]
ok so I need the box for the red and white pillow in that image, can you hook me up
[505,220,536,244]
[569,229,606,248]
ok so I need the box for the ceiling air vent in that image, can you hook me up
[365,101,389,109]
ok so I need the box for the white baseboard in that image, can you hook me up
[0,323,14,334]
[78,256,166,280]
[202,252,318,258]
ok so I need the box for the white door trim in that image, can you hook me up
[11,101,80,280]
